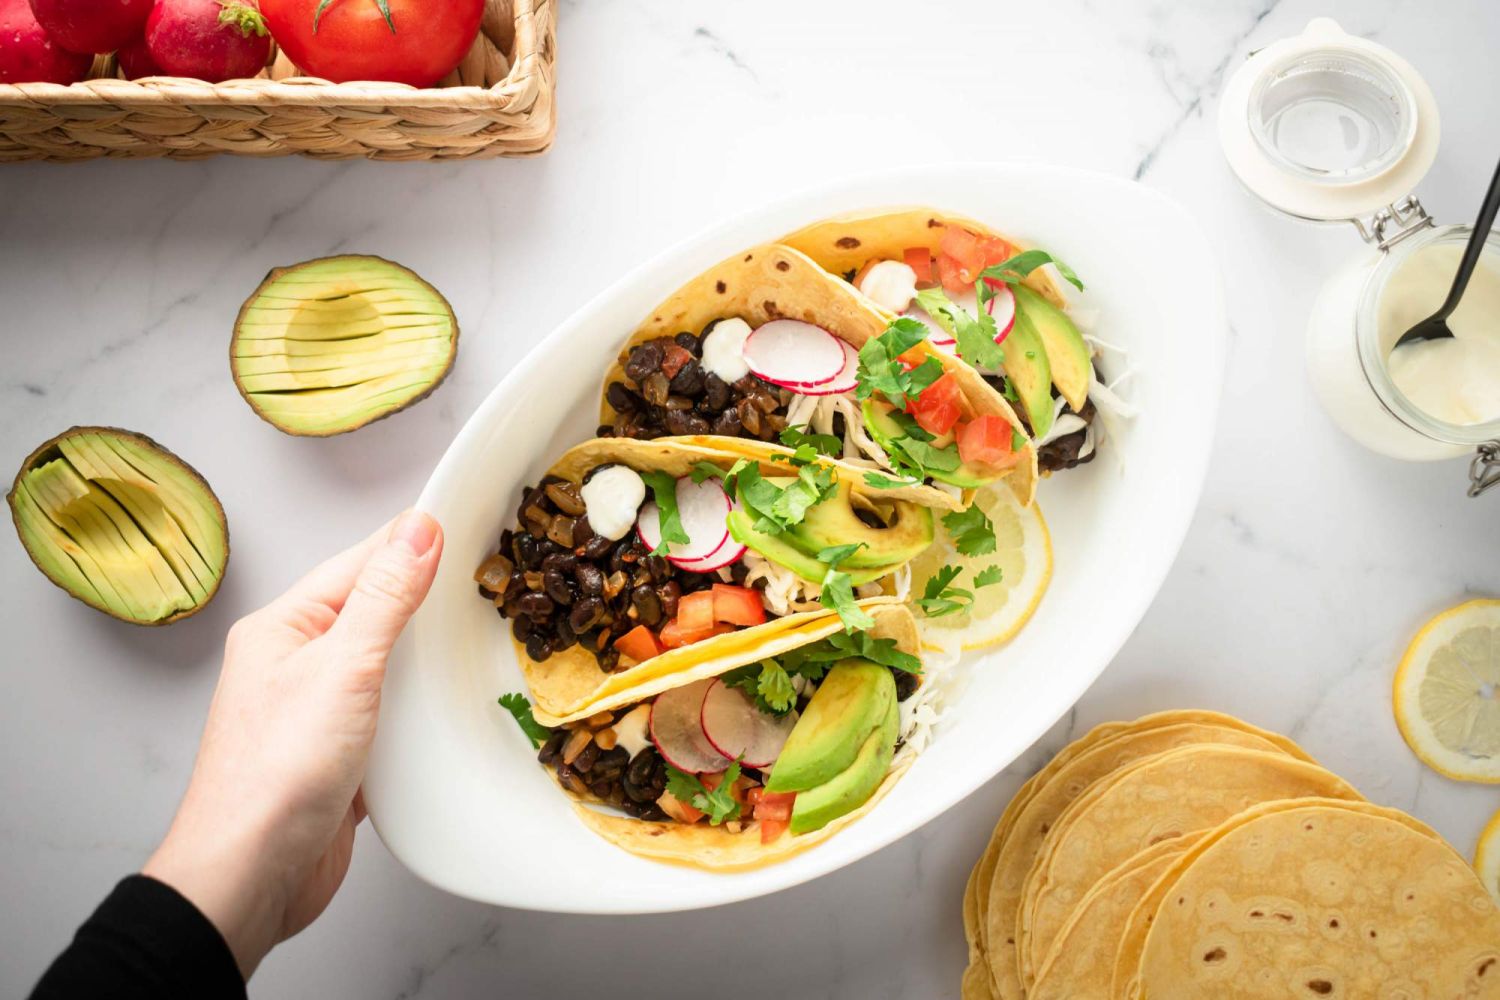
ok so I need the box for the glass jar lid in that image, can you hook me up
[1218,18,1440,222]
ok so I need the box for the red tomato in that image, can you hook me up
[939,226,983,269]
[977,235,1014,268]
[754,790,796,821]
[903,247,934,285]
[711,584,766,626]
[260,0,482,87]
[660,343,694,379]
[613,624,664,664]
[656,789,704,824]
[28,0,153,54]
[676,590,716,632]
[957,415,1020,470]
[911,373,965,436]
[658,618,735,650]
[0,0,92,83]
[759,816,790,844]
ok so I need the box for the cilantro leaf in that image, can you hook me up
[916,564,974,618]
[754,660,797,713]
[822,630,923,675]
[665,761,742,825]
[780,425,843,459]
[691,458,750,493]
[978,250,1085,292]
[917,286,1005,372]
[769,463,837,524]
[498,692,550,748]
[665,764,704,805]
[856,318,939,409]
[640,470,689,556]
[974,565,1004,588]
[863,471,919,490]
[816,542,866,568]
[914,288,960,336]
[942,505,997,556]
[895,436,962,474]
[821,567,875,632]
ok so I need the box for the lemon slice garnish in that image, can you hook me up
[1476,806,1500,907]
[1392,598,1500,783]
[907,484,1051,650]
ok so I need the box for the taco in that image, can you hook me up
[511,604,928,869]
[474,436,949,722]
[596,242,1039,507]
[782,208,1134,475]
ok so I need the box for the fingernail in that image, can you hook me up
[390,510,439,556]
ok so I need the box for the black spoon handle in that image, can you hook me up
[1437,155,1500,319]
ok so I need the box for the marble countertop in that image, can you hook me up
[3,0,1499,996]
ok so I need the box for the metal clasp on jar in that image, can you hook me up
[1352,196,1435,251]
[1470,442,1500,498]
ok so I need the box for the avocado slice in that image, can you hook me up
[1001,311,1055,439]
[767,660,895,793]
[1012,285,1091,412]
[7,428,229,626]
[231,255,458,437]
[787,685,899,835]
[861,399,1002,488]
[725,510,898,586]
[786,479,933,568]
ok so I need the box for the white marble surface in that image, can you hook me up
[3,1,1499,996]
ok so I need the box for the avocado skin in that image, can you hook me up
[1001,310,1055,439]
[768,661,895,793]
[787,680,899,835]
[786,480,933,568]
[1012,284,1092,413]
[725,510,896,586]
[861,399,1000,488]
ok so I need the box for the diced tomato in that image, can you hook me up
[660,343,694,379]
[754,790,797,822]
[745,786,765,808]
[760,816,790,844]
[896,344,927,372]
[916,373,962,409]
[939,226,984,268]
[676,590,716,632]
[614,624,665,664]
[658,618,738,650]
[712,584,766,626]
[956,415,1021,470]
[977,235,1013,268]
[938,227,1013,291]
[904,247,934,285]
[910,374,965,435]
[657,789,704,824]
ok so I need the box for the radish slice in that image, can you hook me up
[789,340,860,397]
[671,499,747,572]
[743,320,845,389]
[650,679,732,773]
[903,303,956,347]
[635,477,732,567]
[986,283,1016,343]
[701,678,797,768]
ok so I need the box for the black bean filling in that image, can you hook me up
[477,469,763,671]
[600,325,794,441]
[983,375,1100,474]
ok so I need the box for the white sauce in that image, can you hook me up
[701,317,753,383]
[857,260,919,313]
[611,704,652,759]
[1382,243,1500,426]
[581,465,645,541]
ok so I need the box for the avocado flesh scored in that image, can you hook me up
[788,689,899,835]
[1012,285,1092,413]
[103,436,227,573]
[787,480,934,568]
[861,399,1003,488]
[1001,311,1055,439]
[10,477,121,617]
[725,510,898,587]
[232,256,456,436]
[768,661,895,793]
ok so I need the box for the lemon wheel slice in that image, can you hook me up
[1477,806,1500,907]
[1392,598,1500,783]
[907,484,1052,650]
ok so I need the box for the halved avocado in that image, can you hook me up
[231,255,458,437]
[787,479,934,568]
[1012,284,1091,412]
[1001,311,1055,439]
[7,428,229,626]
[861,399,999,488]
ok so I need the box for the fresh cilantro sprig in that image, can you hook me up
[819,629,923,674]
[817,543,876,632]
[640,470,690,556]
[723,629,922,715]
[916,564,974,618]
[855,318,946,410]
[498,692,550,748]
[977,250,1085,293]
[665,761,743,825]
[942,505,997,556]
[690,458,749,494]
[974,565,1004,588]
[735,462,838,535]
[874,407,962,481]
[863,471,920,490]
[780,426,843,464]
[724,659,803,715]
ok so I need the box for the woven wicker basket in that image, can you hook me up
[0,0,555,162]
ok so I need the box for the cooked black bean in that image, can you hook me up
[542,552,576,576]
[598,646,621,672]
[606,381,641,412]
[536,730,566,766]
[664,409,711,435]
[630,584,663,626]
[543,570,574,606]
[579,534,613,560]
[703,373,731,410]
[511,615,532,642]
[712,410,743,436]
[525,632,553,661]
[894,670,920,702]
[624,342,663,382]
[568,597,604,633]
[514,533,543,570]
[658,580,681,620]
[593,747,629,781]
[674,332,701,355]
[575,563,604,596]
[669,359,705,396]
[572,741,600,774]
[643,554,671,583]
[517,592,554,619]
[663,394,696,411]
[553,617,578,651]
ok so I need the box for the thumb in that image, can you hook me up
[324,510,443,669]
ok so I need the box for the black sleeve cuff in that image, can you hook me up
[30,875,247,1000]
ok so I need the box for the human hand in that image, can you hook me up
[143,510,443,978]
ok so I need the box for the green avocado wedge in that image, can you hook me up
[1012,284,1092,413]
[724,510,901,586]
[786,480,934,569]
[1001,310,1055,439]
[7,428,229,626]
[788,682,900,835]
[231,255,458,437]
[767,660,895,793]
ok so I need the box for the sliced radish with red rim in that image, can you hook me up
[986,283,1016,343]
[743,320,846,389]
[789,340,859,397]
[700,678,797,768]
[650,678,732,773]
[902,303,956,347]
[635,477,732,568]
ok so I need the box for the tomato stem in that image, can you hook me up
[312,0,396,34]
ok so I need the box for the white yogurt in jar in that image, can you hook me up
[1381,243,1500,426]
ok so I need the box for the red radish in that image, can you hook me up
[986,283,1017,343]
[701,679,796,768]
[116,31,160,79]
[634,477,732,568]
[0,0,91,83]
[789,339,860,397]
[649,679,732,774]
[743,320,845,390]
[672,536,746,574]
[146,0,270,83]
[27,0,152,54]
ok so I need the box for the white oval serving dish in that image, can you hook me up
[363,163,1226,913]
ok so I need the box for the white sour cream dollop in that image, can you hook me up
[611,704,652,758]
[701,317,753,383]
[857,260,919,313]
[581,464,646,541]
